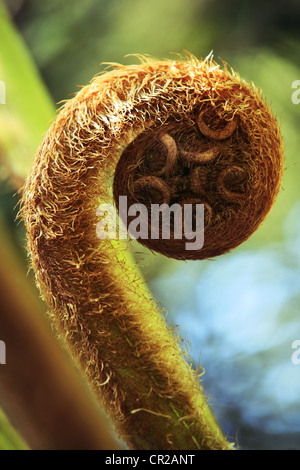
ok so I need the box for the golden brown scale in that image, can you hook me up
[21,56,284,450]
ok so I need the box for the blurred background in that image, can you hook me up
[0,0,300,450]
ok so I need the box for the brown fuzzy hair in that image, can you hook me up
[21,55,283,450]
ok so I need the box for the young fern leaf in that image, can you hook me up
[21,56,284,450]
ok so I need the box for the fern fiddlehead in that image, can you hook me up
[21,55,284,450]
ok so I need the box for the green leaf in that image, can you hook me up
[0,1,55,181]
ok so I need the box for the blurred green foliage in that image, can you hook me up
[0,1,55,181]
[0,409,28,449]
